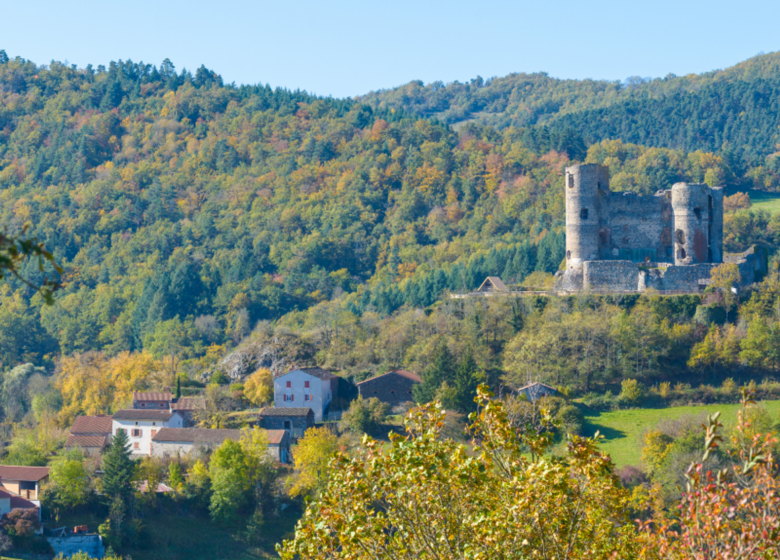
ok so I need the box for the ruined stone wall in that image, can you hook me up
[582,260,639,290]
[640,264,716,291]
[598,191,672,262]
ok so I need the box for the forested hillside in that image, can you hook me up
[361,51,780,182]
[0,49,779,393]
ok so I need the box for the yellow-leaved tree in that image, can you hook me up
[243,368,274,406]
[280,387,640,559]
[56,351,162,423]
[288,427,338,498]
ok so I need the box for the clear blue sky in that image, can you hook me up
[2,0,778,98]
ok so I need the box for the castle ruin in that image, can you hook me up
[559,163,761,292]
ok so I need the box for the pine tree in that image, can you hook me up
[176,374,182,399]
[453,348,485,414]
[102,429,135,505]
[413,340,456,404]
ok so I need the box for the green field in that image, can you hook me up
[582,400,780,468]
[727,189,780,214]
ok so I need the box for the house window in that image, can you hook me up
[116,428,126,435]
[286,381,291,388]
[141,403,146,407]
[283,420,292,430]
[133,442,140,450]
[304,381,310,388]
[304,394,311,401]
[580,208,588,219]
[152,422,156,426]
[285,394,294,402]
[132,429,142,437]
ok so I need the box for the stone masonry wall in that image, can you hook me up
[582,261,639,290]
[358,373,418,406]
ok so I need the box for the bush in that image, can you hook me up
[341,397,390,434]
[618,379,644,406]
[556,404,584,435]
[693,304,727,325]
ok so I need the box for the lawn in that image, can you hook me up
[727,189,780,214]
[582,399,780,468]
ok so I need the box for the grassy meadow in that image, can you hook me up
[582,399,780,468]
[741,189,780,214]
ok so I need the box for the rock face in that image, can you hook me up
[207,331,316,382]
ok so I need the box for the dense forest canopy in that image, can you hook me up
[0,49,778,386]
[360,51,780,180]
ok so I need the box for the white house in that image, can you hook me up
[112,410,184,456]
[273,367,338,422]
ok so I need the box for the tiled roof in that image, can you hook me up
[258,407,313,417]
[66,434,107,448]
[0,465,50,482]
[266,430,287,445]
[113,409,176,421]
[135,480,174,493]
[275,366,337,380]
[152,428,242,444]
[170,397,205,411]
[133,391,172,402]
[357,369,422,385]
[71,415,113,435]
[0,487,38,510]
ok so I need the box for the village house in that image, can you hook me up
[66,415,113,456]
[133,391,204,426]
[477,276,509,293]
[0,466,49,501]
[257,407,315,440]
[151,428,290,463]
[112,410,184,456]
[357,370,421,406]
[0,486,39,520]
[274,367,338,422]
[517,382,559,402]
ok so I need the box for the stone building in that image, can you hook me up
[357,370,421,406]
[560,163,762,292]
[257,407,315,440]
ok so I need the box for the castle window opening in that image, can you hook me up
[599,228,611,246]
[677,247,686,259]
[580,208,588,219]
[566,250,571,260]
[694,207,702,220]
[675,229,685,244]
[568,174,574,188]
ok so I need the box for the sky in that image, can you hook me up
[2,0,779,98]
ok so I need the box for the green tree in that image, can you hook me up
[341,396,390,434]
[48,452,90,509]
[452,348,485,414]
[209,439,249,523]
[413,340,456,404]
[101,429,134,505]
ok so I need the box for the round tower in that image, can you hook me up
[671,183,710,265]
[565,164,602,269]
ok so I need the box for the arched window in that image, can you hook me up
[675,229,685,244]
[566,250,571,260]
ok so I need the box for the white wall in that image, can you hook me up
[112,414,183,456]
[273,370,331,421]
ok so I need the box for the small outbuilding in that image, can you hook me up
[357,370,421,406]
[516,382,559,402]
[477,277,509,293]
[0,466,50,501]
[257,407,315,441]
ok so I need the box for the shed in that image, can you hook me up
[477,277,509,293]
[257,407,315,440]
[516,382,559,402]
[357,370,421,406]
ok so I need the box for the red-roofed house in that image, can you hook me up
[133,392,173,410]
[357,370,421,406]
[67,415,113,456]
[0,466,49,501]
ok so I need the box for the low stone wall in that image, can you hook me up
[48,534,104,558]
[582,260,639,291]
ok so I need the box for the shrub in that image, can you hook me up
[721,377,737,394]
[556,404,584,435]
[341,397,390,434]
[619,379,643,406]
[658,382,671,399]
[693,304,727,325]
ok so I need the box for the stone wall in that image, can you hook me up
[48,535,104,558]
[260,415,314,440]
[582,261,639,291]
[358,373,419,406]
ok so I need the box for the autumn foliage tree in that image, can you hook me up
[279,386,640,559]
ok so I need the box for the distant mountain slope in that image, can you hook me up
[360,52,780,170]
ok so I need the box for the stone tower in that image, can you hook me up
[564,163,608,269]
[671,183,721,265]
